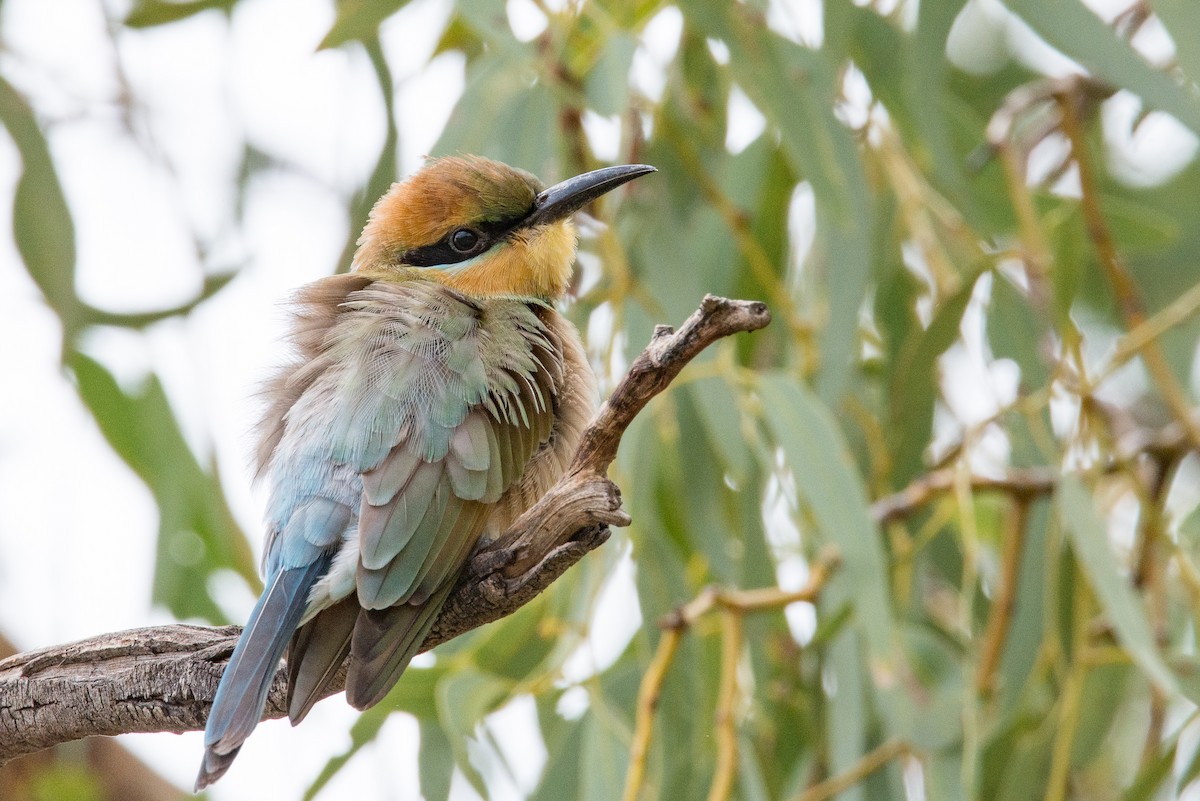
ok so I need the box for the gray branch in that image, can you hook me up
[0,295,771,764]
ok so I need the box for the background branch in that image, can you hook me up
[0,295,771,765]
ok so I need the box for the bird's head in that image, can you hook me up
[352,155,655,299]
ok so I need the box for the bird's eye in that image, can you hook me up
[449,228,480,253]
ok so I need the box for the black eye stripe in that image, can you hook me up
[398,212,532,268]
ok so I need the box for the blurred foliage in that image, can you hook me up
[7,0,1200,799]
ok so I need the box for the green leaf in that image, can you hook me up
[433,51,562,180]
[584,32,636,116]
[1002,0,1200,136]
[305,666,448,799]
[30,763,104,801]
[580,700,629,801]
[690,377,753,484]
[680,1,873,400]
[1123,739,1176,800]
[435,669,515,796]
[759,374,895,667]
[124,0,237,28]
[419,721,455,801]
[468,594,558,680]
[995,718,1055,801]
[888,276,976,486]
[531,701,586,801]
[0,77,80,330]
[1153,0,1200,91]
[878,624,964,751]
[332,38,398,275]
[996,500,1050,714]
[80,270,240,329]
[1070,663,1131,765]
[304,702,391,800]
[825,630,870,801]
[66,350,256,620]
[1177,735,1200,796]
[378,664,446,720]
[988,272,1050,390]
[737,732,773,801]
[1057,475,1178,694]
[320,0,412,50]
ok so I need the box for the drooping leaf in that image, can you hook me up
[988,271,1050,390]
[1057,475,1178,694]
[759,374,895,667]
[435,668,515,795]
[1003,0,1200,135]
[66,351,256,620]
[320,0,413,49]
[888,275,977,486]
[0,77,80,331]
[418,721,455,801]
[124,0,237,28]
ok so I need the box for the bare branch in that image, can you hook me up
[0,295,770,765]
[870,417,1194,526]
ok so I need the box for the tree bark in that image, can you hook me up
[0,295,770,765]
[0,633,189,801]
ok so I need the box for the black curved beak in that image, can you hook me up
[524,164,657,227]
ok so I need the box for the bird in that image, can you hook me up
[195,155,655,789]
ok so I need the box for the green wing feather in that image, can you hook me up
[285,279,560,716]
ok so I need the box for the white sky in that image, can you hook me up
[0,0,1196,798]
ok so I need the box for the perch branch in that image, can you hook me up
[0,295,770,765]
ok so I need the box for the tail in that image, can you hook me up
[345,581,457,710]
[195,560,327,791]
[286,597,358,724]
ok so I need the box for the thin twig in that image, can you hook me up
[1107,277,1200,373]
[871,414,1195,525]
[662,551,841,629]
[1045,579,1090,801]
[975,499,1032,696]
[1055,87,1200,450]
[621,550,840,801]
[706,610,742,801]
[1133,455,1174,770]
[871,467,1058,524]
[791,739,910,801]
[620,629,682,801]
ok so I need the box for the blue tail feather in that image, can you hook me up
[195,559,327,791]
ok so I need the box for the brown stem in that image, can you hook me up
[0,295,771,765]
[621,629,683,801]
[1055,85,1200,450]
[975,499,1032,696]
[620,550,840,801]
[706,610,743,801]
[1133,454,1175,770]
[792,740,910,801]
[871,415,1195,525]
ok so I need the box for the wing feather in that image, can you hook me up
[272,278,565,712]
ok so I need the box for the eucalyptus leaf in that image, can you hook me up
[1057,476,1178,694]
[1003,0,1200,136]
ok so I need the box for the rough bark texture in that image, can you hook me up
[0,634,189,801]
[0,295,770,765]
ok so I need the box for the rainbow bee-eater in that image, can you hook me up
[196,156,655,789]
